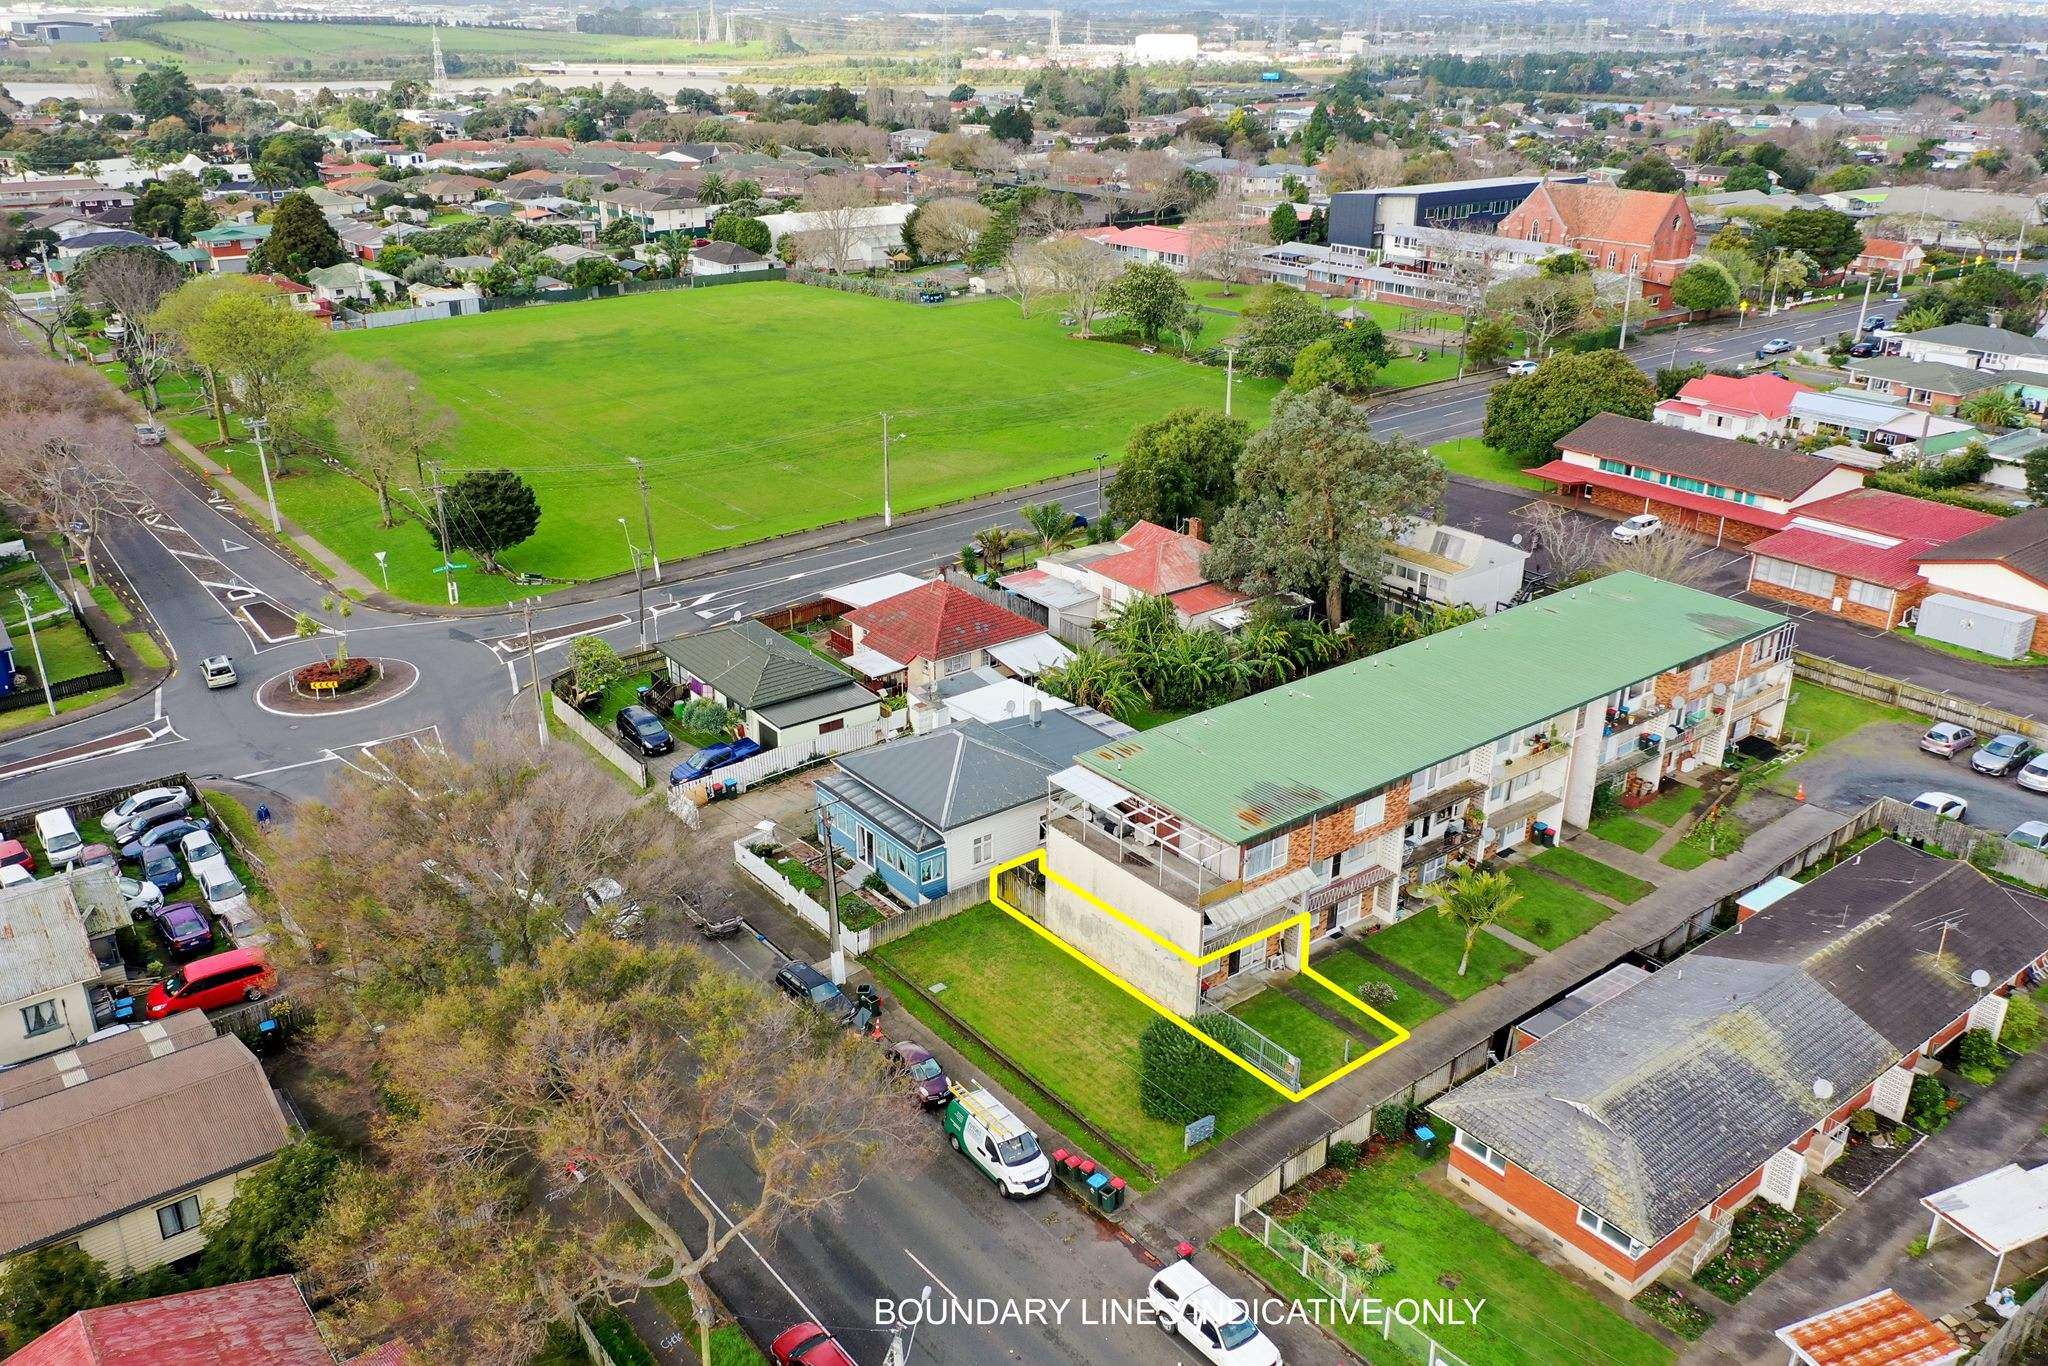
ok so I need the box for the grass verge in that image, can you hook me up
[1532,846,1655,903]
[1498,865,1617,949]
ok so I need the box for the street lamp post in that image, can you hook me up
[15,589,53,716]
[880,414,906,529]
[1854,271,1875,337]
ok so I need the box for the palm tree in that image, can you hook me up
[1020,501,1079,552]
[1959,390,2024,431]
[1419,866,1522,978]
[972,524,1023,575]
[1040,648,1146,717]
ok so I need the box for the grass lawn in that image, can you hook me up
[1661,813,1747,871]
[1429,437,1548,491]
[1377,346,1463,388]
[1533,846,1655,904]
[1217,1148,1672,1366]
[1228,979,1391,1085]
[0,557,65,623]
[88,583,134,627]
[708,1324,769,1366]
[1591,813,1663,852]
[0,682,124,736]
[13,618,108,684]
[1364,910,1529,999]
[125,632,169,670]
[1894,626,2048,668]
[1310,949,1447,1029]
[872,902,1282,1178]
[1781,680,1922,754]
[1498,865,1617,949]
[324,284,1279,602]
[1633,783,1702,828]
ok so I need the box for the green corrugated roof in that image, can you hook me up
[1078,573,1789,844]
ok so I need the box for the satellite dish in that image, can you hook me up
[1812,1078,1834,1102]
[1972,969,1992,989]
[1511,533,1525,547]
[1713,682,1728,697]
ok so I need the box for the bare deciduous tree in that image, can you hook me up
[1519,501,1609,587]
[314,355,458,527]
[793,175,882,274]
[1485,273,1594,357]
[72,246,185,405]
[1188,186,1263,294]
[1319,141,1405,194]
[1032,234,1119,336]
[1605,529,1717,586]
[0,355,133,588]
[910,196,990,261]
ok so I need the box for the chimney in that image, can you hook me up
[1029,695,1043,727]
[1186,516,1206,541]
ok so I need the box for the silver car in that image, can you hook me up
[1920,723,1977,758]
[1972,734,2037,777]
[2020,754,2048,794]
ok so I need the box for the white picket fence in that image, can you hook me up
[733,836,837,938]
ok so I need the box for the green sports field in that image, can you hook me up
[319,283,1278,602]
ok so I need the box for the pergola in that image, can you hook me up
[1921,1163,2048,1294]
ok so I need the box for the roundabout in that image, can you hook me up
[254,658,421,717]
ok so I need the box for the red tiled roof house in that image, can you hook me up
[1852,237,1926,279]
[1652,373,1812,441]
[1028,520,1252,629]
[9,1277,333,1366]
[1745,488,1999,629]
[1495,182,1697,302]
[844,580,1056,688]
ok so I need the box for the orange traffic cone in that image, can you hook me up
[1795,781,1806,802]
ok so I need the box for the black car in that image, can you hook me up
[775,962,854,1020]
[1847,340,1879,358]
[886,1040,952,1108]
[614,704,675,757]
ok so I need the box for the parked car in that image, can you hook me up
[137,844,185,893]
[613,704,676,757]
[1863,315,1889,332]
[1911,791,1968,821]
[774,962,854,1021]
[178,828,224,868]
[150,901,215,956]
[669,736,763,785]
[2010,821,2048,850]
[144,947,275,1019]
[103,786,188,836]
[1755,337,1795,358]
[2020,754,2048,793]
[76,843,117,872]
[1847,340,1880,358]
[0,838,34,876]
[1920,723,1978,758]
[1505,358,1540,376]
[942,1085,1051,1198]
[886,1040,952,1109]
[119,875,163,915]
[768,1324,858,1366]
[577,877,644,939]
[0,863,30,888]
[200,654,237,689]
[35,807,83,866]
[132,421,166,446]
[112,792,192,844]
[194,863,254,934]
[120,816,209,861]
[1972,733,2037,777]
[1147,1261,1283,1366]
[1611,514,1663,544]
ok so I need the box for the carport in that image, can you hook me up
[1920,1162,2048,1292]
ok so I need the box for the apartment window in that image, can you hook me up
[157,1194,201,1240]
[1846,579,1895,612]
[1415,753,1471,795]
[1752,556,1835,599]
[1577,1206,1647,1258]
[1351,793,1387,832]
[971,833,994,866]
[1455,1130,1508,1175]
[1690,661,1711,689]
[1244,835,1287,880]
[20,999,60,1038]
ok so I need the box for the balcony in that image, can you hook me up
[1492,743,1571,785]
[1409,775,1489,818]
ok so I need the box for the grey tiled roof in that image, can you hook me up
[1846,356,2001,396]
[829,710,1109,835]
[658,620,855,711]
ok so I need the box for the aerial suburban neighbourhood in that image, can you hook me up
[7,3,2048,1365]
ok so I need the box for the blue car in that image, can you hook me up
[669,737,763,785]
[138,845,185,893]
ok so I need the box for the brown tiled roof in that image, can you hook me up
[1915,507,2048,586]
[1526,182,1690,248]
[1556,412,1843,500]
[0,1015,291,1255]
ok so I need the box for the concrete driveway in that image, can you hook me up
[1784,720,2048,837]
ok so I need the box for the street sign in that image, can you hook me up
[1184,1114,1217,1149]
[431,561,469,574]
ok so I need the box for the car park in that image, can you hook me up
[943,1086,1051,1197]
[112,792,192,844]
[886,1041,952,1109]
[1611,514,1662,544]
[2020,754,2048,793]
[1920,723,1978,758]
[768,1324,858,1366]
[669,736,763,784]
[1972,733,2037,777]
[150,901,215,956]
[613,704,676,757]
[774,961,854,1021]
[1146,1261,1283,1366]
[120,817,209,861]
[201,655,238,689]
[144,947,275,1018]
[34,808,83,866]
[1755,337,1795,358]
[195,864,254,933]
[2011,821,2048,850]
[1911,791,1968,821]
[1506,358,1540,376]
[0,838,33,876]
[119,875,163,915]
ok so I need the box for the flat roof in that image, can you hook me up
[1078,573,1787,843]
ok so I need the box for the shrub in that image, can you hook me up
[1891,1125,1914,1146]
[1848,1109,1879,1136]
[678,698,739,737]
[1957,1026,2005,1083]
[294,657,375,693]
[1373,1100,1412,1141]
[1136,1016,1242,1121]
[1907,1236,1930,1258]
[1354,980,1397,1009]
[1327,1139,1362,1169]
[566,635,625,697]
[2002,991,2044,1053]
[1905,1074,1950,1132]
[1590,779,1622,823]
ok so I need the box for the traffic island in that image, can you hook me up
[254,657,419,716]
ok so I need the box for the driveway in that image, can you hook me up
[1781,720,2048,838]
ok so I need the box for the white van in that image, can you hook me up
[941,1086,1051,1198]
[34,808,82,866]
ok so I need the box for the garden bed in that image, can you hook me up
[1827,1127,1922,1195]
[1635,1282,1715,1341]
[1693,1190,1837,1304]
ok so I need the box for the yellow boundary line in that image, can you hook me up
[987,850,1408,1103]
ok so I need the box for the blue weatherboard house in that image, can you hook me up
[816,708,1113,905]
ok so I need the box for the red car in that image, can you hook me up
[144,947,275,1019]
[0,839,33,875]
[769,1324,857,1366]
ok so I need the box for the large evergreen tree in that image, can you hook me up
[257,191,345,280]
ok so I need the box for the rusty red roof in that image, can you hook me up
[1090,520,1215,595]
[9,1277,333,1366]
[1777,1289,1962,1366]
[845,580,1043,664]
[1673,372,1813,421]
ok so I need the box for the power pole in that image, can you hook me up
[1617,262,1638,351]
[15,589,53,716]
[429,461,458,606]
[629,545,648,648]
[1224,344,1236,416]
[627,456,660,580]
[522,597,547,745]
[247,417,281,535]
[1092,451,1105,516]
[816,794,845,984]
[1854,270,1875,336]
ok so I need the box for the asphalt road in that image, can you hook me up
[1785,720,2048,838]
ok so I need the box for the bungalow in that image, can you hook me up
[689,240,773,278]
[1912,509,2048,657]
[1528,412,1865,545]
[1076,224,1195,272]
[1845,356,2001,414]
[657,619,883,753]
[1039,575,1793,1014]
[414,173,494,205]
[757,203,916,272]
[305,261,399,305]
[189,220,268,275]
[0,1012,292,1276]
[1384,520,1529,614]
[1896,324,2048,375]
[816,706,1116,905]
[1744,487,1999,629]
[1029,520,1252,630]
[1982,428,2048,492]
[1850,236,1925,278]
[1434,839,2048,1299]
[1652,372,1812,441]
[0,869,125,1066]
[6,1275,337,1365]
[594,186,712,235]
[842,580,1069,690]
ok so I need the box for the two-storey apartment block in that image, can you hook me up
[1038,575,1794,1015]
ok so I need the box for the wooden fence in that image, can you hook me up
[1795,651,2048,740]
[549,693,649,788]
